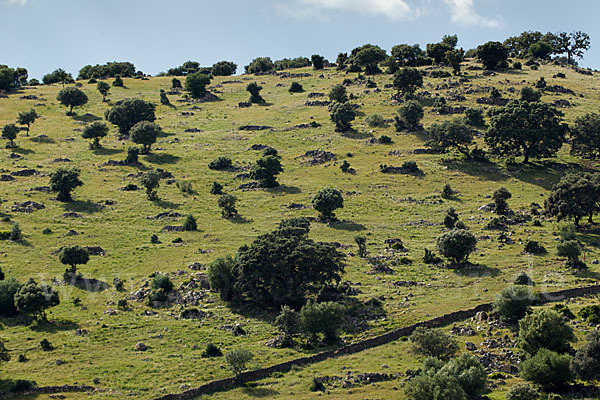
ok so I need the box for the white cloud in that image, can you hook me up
[297,0,418,20]
[443,0,502,28]
[276,0,501,28]
[6,0,27,4]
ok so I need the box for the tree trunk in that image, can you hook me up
[523,148,531,164]
[589,214,595,224]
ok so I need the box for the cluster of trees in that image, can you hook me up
[165,60,237,77]
[1,109,39,148]
[78,61,137,80]
[42,68,74,86]
[0,65,28,91]
[492,283,600,393]
[504,30,591,64]
[545,172,600,227]
[0,275,60,322]
[274,57,311,71]
[208,217,345,309]
[406,327,487,400]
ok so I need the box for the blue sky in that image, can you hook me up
[2,0,599,79]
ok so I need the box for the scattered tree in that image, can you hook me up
[436,229,477,266]
[225,348,253,380]
[519,348,573,390]
[130,121,161,154]
[159,90,170,105]
[571,113,600,159]
[312,188,344,221]
[557,240,585,268]
[246,82,265,104]
[300,301,345,343]
[49,167,83,201]
[289,81,303,93]
[211,61,237,76]
[250,155,283,188]
[218,194,238,218]
[185,72,211,98]
[553,31,591,65]
[2,123,19,147]
[520,87,542,102]
[183,215,197,231]
[16,109,38,136]
[393,68,423,97]
[311,54,325,70]
[82,121,109,149]
[426,118,474,159]
[112,74,124,87]
[140,170,161,200]
[349,44,387,74]
[571,330,600,381]
[0,278,21,316]
[329,84,348,103]
[245,57,274,74]
[518,309,575,356]
[545,173,600,226]
[42,68,74,86]
[56,86,88,115]
[493,285,538,322]
[409,327,458,360]
[396,100,424,132]
[105,98,156,135]
[59,245,90,276]
[476,41,509,70]
[355,236,367,257]
[14,278,60,321]
[208,256,235,300]
[445,48,464,75]
[274,305,300,335]
[97,81,110,101]
[485,100,567,163]
[492,187,512,214]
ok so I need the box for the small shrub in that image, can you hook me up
[493,285,537,322]
[300,301,346,343]
[310,377,325,392]
[340,160,351,173]
[512,61,523,70]
[148,288,168,303]
[557,240,585,268]
[208,156,233,170]
[150,234,160,244]
[430,70,451,78]
[506,383,539,400]
[518,309,575,355]
[225,348,254,379]
[183,215,197,231]
[365,113,386,127]
[274,305,300,335]
[464,108,485,127]
[514,272,534,286]
[444,208,459,229]
[9,223,21,241]
[176,180,193,194]
[401,161,421,174]
[524,240,546,255]
[202,342,223,358]
[150,273,173,293]
[552,304,575,320]
[423,248,442,264]
[377,135,392,144]
[579,305,600,324]
[289,82,304,93]
[409,327,458,360]
[355,236,367,257]
[40,338,53,351]
[210,181,223,195]
[436,229,477,266]
[125,147,139,164]
[218,194,238,218]
[441,183,455,199]
[519,348,573,390]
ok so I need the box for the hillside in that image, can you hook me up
[1,58,600,400]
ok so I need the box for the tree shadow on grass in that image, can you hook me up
[152,199,179,209]
[93,147,123,156]
[572,269,600,281]
[341,129,372,140]
[30,136,55,144]
[65,276,109,292]
[267,185,301,195]
[241,387,279,398]
[72,113,101,123]
[10,147,34,155]
[145,153,180,165]
[442,159,509,182]
[31,318,79,333]
[227,215,252,224]
[505,160,584,190]
[63,200,104,214]
[453,263,501,278]
[328,220,366,231]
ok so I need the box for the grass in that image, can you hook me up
[0,59,599,399]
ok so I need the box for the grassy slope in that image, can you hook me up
[0,60,599,399]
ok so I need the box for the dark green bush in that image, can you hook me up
[409,327,458,360]
[208,156,233,170]
[202,342,223,358]
[519,348,573,389]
